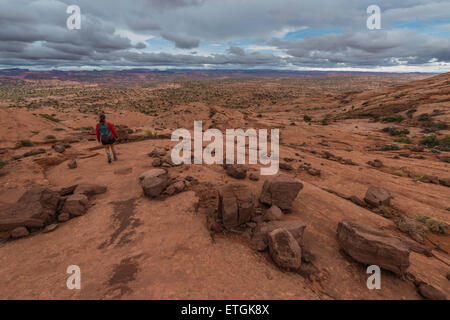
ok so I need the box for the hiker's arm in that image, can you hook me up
[95,124,100,142]
[109,123,118,139]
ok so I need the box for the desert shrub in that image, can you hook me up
[416,215,447,234]
[321,119,328,125]
[53,127,64,131]
[20,139,33,147]
[0,158,5,169]
[73,126,93,131]
[378,205,390,214]
[378,144,399,151]
[417,113,430,121]
[406,109,417,118]
[426,122,448,130]
[382,127,409,136]
[46,135,56,140]
[143,128,158,138]
[303,115,312,122]
[382,115,404,123]
[394,137,411,144]
[393,170,404,176]
[420,135,439,148]
[39,113,60,122]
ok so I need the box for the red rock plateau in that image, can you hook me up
[0,70,448,300]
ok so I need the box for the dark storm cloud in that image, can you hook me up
[0,0,449,70]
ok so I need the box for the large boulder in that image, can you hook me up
[268,228,302,270]
[73,183,107,198]
[417,283,447,300]
[251,220,306,251]
[218,183,254,230]
[0,187,60,232]
[259,174,303,210]
[139,169,169,198]
[62,194,89,217]
[364,186,392,207]
[10,226,30,239]
[336,220,410,276]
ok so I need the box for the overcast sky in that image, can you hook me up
[0,0,449,72]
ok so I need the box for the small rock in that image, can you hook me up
[263,205,284,221]
[248,172,259,181]
[53,144,65,153]
[68,159,77,169]
[418,283,446,300]
[73,183,107,198]
[224,164,247,179]
[58,213,70,222]
[10,226,29,239]
[63,194,89,217]
[259,174,303,210]
[152,158,161,167]
[279,161,293,171]
[43,223,58,233]
[364,186,392,207]
[140,169,169,198]
[268,228,302,270]
[349,195,366,207]
[438,178,450,187]
[368,159,383,168]
[307,168,321,176]
[148,147,167,157]
[218,183,254,230]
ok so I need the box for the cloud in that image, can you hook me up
[0,0,448,71]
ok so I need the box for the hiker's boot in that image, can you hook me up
[107,154,112,163]
[113,154,118,161]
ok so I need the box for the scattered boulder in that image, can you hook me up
[248,172,259,181]
[73,183,107,198]
[152,158,161,167]
[164,180,186,196]
[268,228,302,270]
[251,220,306,251]
[420,175,439,184]
[62,194,89,217]
[336,220,410,276]
[218,183,254,230]
[368,159,383,168]
[307,167,321,176]
[0,187,60,232]
[68,159,77,169]
[259,174,303,210]
[53,144,65,153]
[279,161,293,171]
[43,224,58,233]
[139,169,169,198]
[10,227,29,239]
[58,213,70,222]
[148,147,167,157]
[224,164,247,179]
[417,283,447,300]
[364,186,392,208]
[263,205,284,221]
[56,185,78,196]
[394,216,424,244]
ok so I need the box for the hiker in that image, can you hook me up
[96,114,119,163]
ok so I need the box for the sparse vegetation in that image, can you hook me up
[416,215,447,234]
[382,127,409,136]
[143,128,158,138]
[45,135,56,140]
[303,115,312,122]
[20,139,33,147]
[382,115,404,123]
[420,135,440,148]
[394,137,411,144]
[417,113,430,121]
[0,158,6,169]
[39,113,60,122]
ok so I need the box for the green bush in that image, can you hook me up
[394,137,411,144]
[406,109,417,118]
[46,135,56,140]
[420,135,439,148]
[439,135,450,151]
[382,127,409,136]
[378,144,400,151]
[382,115,404,123]
[417,113,430,121]
[20,139,33,147]
[0,158,6,169]
[416,215,447,234]
[303,115,312,122]
[39,114,60,122]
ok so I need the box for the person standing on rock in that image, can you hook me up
[96,113,119,163]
